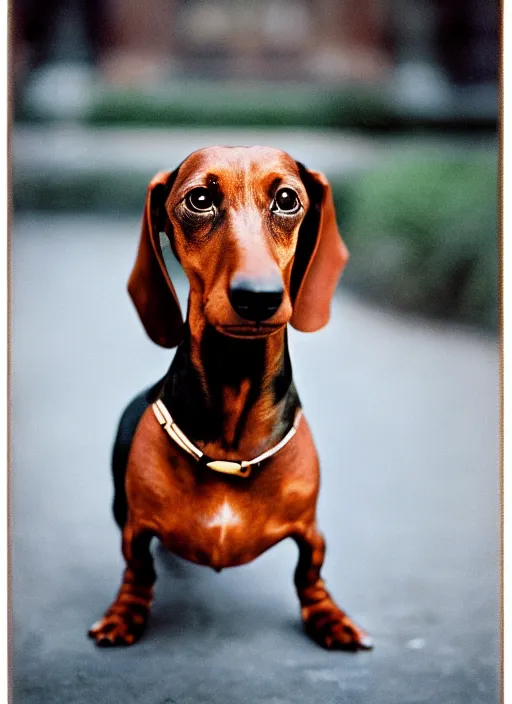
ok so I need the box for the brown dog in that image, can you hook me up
[88,146,372,650]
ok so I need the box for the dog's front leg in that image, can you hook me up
[293,525,373,650]
[89,527,156,646]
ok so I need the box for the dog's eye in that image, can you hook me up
[186,188,214,212]
[272,188,300,214]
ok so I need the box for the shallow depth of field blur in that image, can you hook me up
[12,0,499,329]
[10,3,500,704]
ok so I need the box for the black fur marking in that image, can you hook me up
[111,379,163,528]
[161,325,223,444]
[272,335,292,405]
[290,162,323,302]
[161,324,298,452]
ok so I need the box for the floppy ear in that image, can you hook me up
[127,170,184,348]
[290,165,349,333]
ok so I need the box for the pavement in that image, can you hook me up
[10,214,500,703]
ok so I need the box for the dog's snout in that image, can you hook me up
[229,275,284,322]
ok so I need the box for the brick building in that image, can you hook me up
[14,0,498,88]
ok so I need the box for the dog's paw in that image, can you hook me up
[302,606,373,651]
[88,608,148,647]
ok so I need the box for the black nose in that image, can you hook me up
[229,275,284,322]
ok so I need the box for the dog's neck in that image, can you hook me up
[161,307,300,460]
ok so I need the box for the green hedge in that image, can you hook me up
[333,153,498,329]
[16,82,493,132]
[84,84,394,129]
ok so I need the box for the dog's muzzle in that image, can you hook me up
[228,275,284,322]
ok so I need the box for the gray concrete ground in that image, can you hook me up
[11,214,500,703]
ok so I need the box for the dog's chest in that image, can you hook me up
[148,458,317,570]
[195,496,248,567]
[158,487,290,570]
[128,408,319,570]
[203,498,241,541]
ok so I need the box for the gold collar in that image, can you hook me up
[152,399,302,478]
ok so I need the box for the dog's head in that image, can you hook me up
[128,146,349,347]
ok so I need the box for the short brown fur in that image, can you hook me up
[89,146,371,650]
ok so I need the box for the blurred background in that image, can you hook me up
[10,2,500,703]
[11,0,499,327]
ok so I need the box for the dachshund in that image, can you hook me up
[88,146,372,650]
